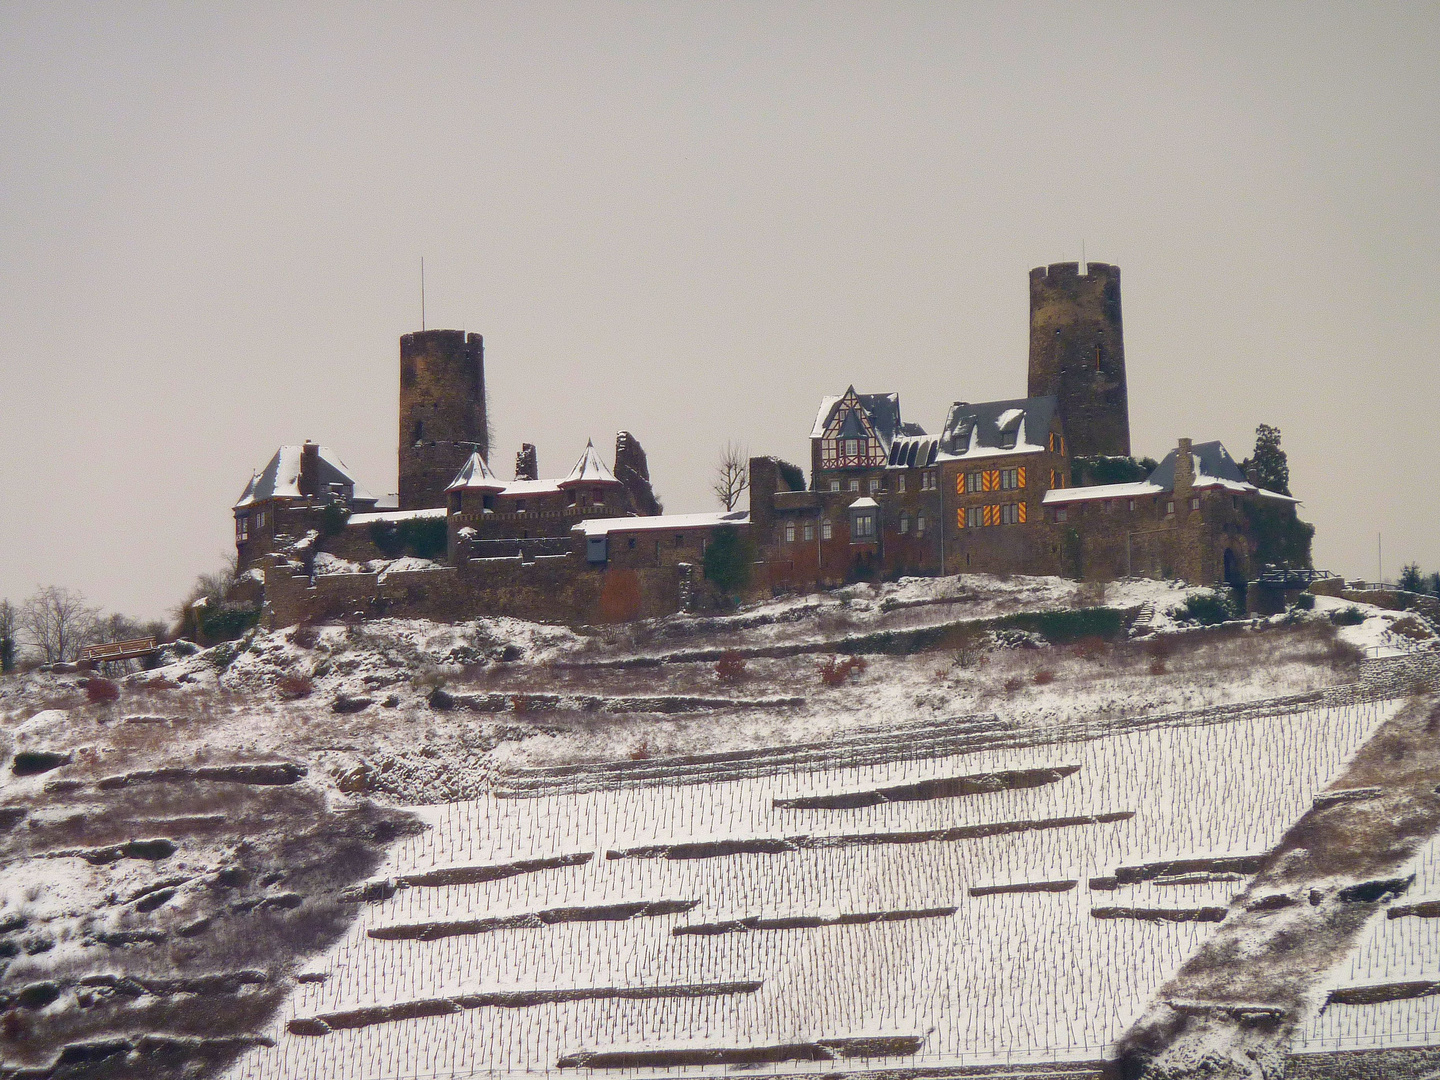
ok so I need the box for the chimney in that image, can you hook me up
[1174,438,1194,501]
[300,441,320,498]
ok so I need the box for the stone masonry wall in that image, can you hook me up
[399,330,487,510]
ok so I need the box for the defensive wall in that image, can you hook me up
[261,553,682,628]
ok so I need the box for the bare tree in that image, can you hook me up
[0,600,17,674]
[712,443,750,511]
[22,586,99,664]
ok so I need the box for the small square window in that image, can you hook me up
[899,514,910,535]
[822,521,832,540]
[848,479,860,493]
[803,524,814,542]
[917,514,926,535]
[1165,501,1175,515]
[785,524,796,543]
[829,479,841,492]
[868,478,880,494]
[1190,497,1200,510]
[897,475,906,493]
[1055,507,1068,523]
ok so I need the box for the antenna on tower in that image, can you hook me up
[421,257,426,331]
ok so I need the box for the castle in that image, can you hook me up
[227,263,1306,629]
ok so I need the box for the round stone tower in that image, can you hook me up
[398,329,488,510]
[1026,262,1131,458]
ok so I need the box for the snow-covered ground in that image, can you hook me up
[227,700,1397,1079]
[1,572,1435,1077]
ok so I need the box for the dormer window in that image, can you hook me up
[999,430,1017,450]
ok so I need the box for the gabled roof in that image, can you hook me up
[446,452,505,493]
[233,445,375,510]
[561,441,621,487]
[1148,441,1300,502]
[1147,441,1244,491]
[940,396,1057,458]
[810,387,918,451]
[1041,440,1300,505]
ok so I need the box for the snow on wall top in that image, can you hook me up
[573,510,748,537]
[347,507,447,525]
[233,445,376,510]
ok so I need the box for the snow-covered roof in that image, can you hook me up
[446,452,505,493]
[233,444,375,510]
[347,507,447,525]
[848,497,880,510]
[561,441,621,487]
[1042,441,1300,505]
[1151,441,1299,503]
[810,388,919,447]
[940,397,1056,459]
[887,435,941,470]
[500,478,564,497]
[573,510,748,537]
[1043,481,1164,506]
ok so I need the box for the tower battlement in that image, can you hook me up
[1027,261,1130,457]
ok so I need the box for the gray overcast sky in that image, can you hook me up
[1,3,1437,621]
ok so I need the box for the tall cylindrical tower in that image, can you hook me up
[1027,262,1130,458]
[398,329,487,510]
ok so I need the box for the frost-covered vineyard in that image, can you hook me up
[1298,826,1440,1055]
[228,700,1396,1079]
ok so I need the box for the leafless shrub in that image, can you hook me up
[1149,658,1167,675]
[1003,675,1025,693]
[714,652,747,683]
[276,674,313,699]
[1071,636,1108,661]
[1032,669,1055,686]
[290,623,321,650]
[819,655,867,687]
[629,742,652,761]
[85,677,120,704]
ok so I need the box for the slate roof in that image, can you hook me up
[446,452,505,493]
[887,435,942,469]
[1042,440,1300,505]
[810,388,920,451]
[561,441,622,487]
[940,396,1058,457]
[233,445,376,510]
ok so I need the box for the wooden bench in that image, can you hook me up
[82,637,159,664]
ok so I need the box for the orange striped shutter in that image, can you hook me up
[983,505,997,526]
[1017,501,1027,524]
[1017,467,1026,489]
[983,471,998,492]
[956,509,965,529]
